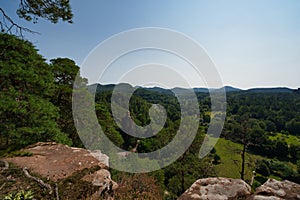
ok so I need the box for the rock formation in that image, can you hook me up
[249,178,300,200]
[3,142,117,199]
[178,177,251,200]
[179,177,300,200]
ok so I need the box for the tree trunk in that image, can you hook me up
[180,169,185,194]
[241,142,246,180]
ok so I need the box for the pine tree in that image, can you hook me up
[0,33,70,150]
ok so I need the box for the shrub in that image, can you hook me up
[4,190,34,200]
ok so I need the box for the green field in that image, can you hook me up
[213,138,263,181]
[212,137,298,183]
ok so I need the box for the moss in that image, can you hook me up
[1,151,33,158]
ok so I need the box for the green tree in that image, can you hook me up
[256,160,270,177]
[264,120,277,132]
[50,58,87,147]
[95,103,124,147]
[274,140,289,159]
[0,33,70,150]
[286,119,300,135]
[290,144,300,161]
[297,160,300,174]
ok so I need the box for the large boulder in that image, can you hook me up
[250,178,300,200]
[178,177,251,200]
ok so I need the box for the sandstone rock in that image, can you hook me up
[252,195,282,200]
[250,178,300,200]
[89,150,109,167]
[83,169,118,199]
[4,142,118,199]
[178,177,251,200]
[4,142,110,181]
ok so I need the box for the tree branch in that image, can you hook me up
[23,167,52,192]
[55,183,59,200]
[0,7,39,37]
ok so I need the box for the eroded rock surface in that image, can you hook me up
[178,177,251,200]
[83,169,118,200]
[249,178,300,200]
[4,142,117,199]
[5,142,108,181]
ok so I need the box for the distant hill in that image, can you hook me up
[144,87,173,95]
[245,87,294,93]
[193,88,209,93]
[87,84,296,94]
[87,83,134,94]
[87,83,115,93]
[224,86,243,92]
[211,86,242,93]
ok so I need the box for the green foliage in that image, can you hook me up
[273,140,289,159]
[297,160,300,174]
[0,33,70,150]
[253,175,268,189]
[95,101,124,147]
[269,133,300,146]
[50,58,87,147]
[255,160,270,177]
[4,190,34,200]
[286,119,300,135]
[266,159,296,180]
[16,0,73,24]
[290,144,300,161]
[213,154,221,165]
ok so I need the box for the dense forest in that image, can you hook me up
[1,33,300,199]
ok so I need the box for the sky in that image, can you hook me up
[1,0,300,89]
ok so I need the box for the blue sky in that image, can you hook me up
[2,0,300,89]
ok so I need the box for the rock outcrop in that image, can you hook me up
[89,149,109,167]
[249,178,300,200]
[83,169,118,200]
[178,177,251,200]
[3,142,117,199]
[5,142,109,181]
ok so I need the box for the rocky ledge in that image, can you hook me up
[178,177,251,200]
[1,142,117,200]
[179,177,300,200]
[249,178,300,200]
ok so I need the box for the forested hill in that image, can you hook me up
[89,82,300,193]
[88,83,297,95]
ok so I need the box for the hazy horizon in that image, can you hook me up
[88,82,299,90]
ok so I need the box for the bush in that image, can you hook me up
[213,154,221,165]
[268,160,295,179]
[4,190,34,200]
[256,160,270,177]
